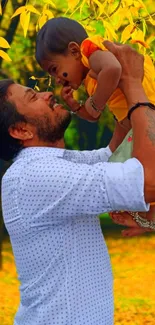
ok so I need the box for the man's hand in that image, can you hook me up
[103,41,145,106]
[103,41,144,84]
[110,206,155,237]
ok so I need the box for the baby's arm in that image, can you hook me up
[85,50,122,118]
[61,86,100,122]
[61,51,122,121]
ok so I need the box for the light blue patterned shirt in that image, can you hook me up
[1,146,149,325]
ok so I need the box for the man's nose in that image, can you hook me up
[38,92,53,101]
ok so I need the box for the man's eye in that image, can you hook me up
[31,93,37,100]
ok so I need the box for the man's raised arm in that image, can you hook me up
[104,41,155,203]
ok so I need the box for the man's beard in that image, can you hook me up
[27,111,71,143]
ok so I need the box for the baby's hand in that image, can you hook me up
[61,86,80,112]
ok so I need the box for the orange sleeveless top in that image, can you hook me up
[81,35,155,121]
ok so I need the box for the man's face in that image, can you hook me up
[7,83,71,144]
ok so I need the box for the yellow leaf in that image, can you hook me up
[96,0,108,17]
[130,39,149,48]
[121,24,135,43]
[131,29,149,48]
[132,28,144,42]
[26,5,40,15]
[11,6,26,19]
[133,0,143,8]
[20,10,26,30]
[29,76,36,80]
[103,21,118,41]
[85,25,96,32]
[43,10,54,18]
[20,11,30,37]
[67,0,79,10]
[136,0,146,9]
[38,14,48,29]
[125,0,133,5]
[34,85,40,91]
[130,6,139,17]
[24,12,30,37]
[114,8,127,30]
[43,0,56,8]
[0,37,10,49]
[0,2,2,15]
[149,17,155,26]
[126,11,134,25]
[0,50,12,62]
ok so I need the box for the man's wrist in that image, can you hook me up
[121,80,147,109]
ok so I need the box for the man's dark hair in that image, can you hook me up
[36,17,88,66]
[0,79,26,161]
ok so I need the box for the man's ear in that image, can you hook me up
[68,42,81,59]
[9,122,33,141]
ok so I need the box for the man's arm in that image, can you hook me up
[64,120,130,165]
[128,89,155,203]
[64,146,112,165]
[103,41,155,203]
[18,155,148,226]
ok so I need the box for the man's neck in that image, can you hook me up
[23,138,65,149]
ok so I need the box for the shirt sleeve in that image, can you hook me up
[64,146,112,164]
[16,156,149,225]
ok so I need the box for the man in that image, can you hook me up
[0,42,155,325]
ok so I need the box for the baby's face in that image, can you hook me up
[41,49,88,90]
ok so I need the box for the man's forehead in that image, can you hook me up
[8,83,28,96]
[7,84,33,104]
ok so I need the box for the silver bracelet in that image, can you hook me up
[129,211,155,230]
[71,100,83,115]
[90,96,103,112]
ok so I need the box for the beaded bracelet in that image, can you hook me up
[127,102,155,120]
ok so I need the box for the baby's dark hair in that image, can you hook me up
[0,79,25,161]
[36,17,88,66]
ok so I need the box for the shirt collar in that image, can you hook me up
[14,146,65,161]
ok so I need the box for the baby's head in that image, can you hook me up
[36,17,88,90]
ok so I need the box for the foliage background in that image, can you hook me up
[1,233,155,325]
[0,0,155,323]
